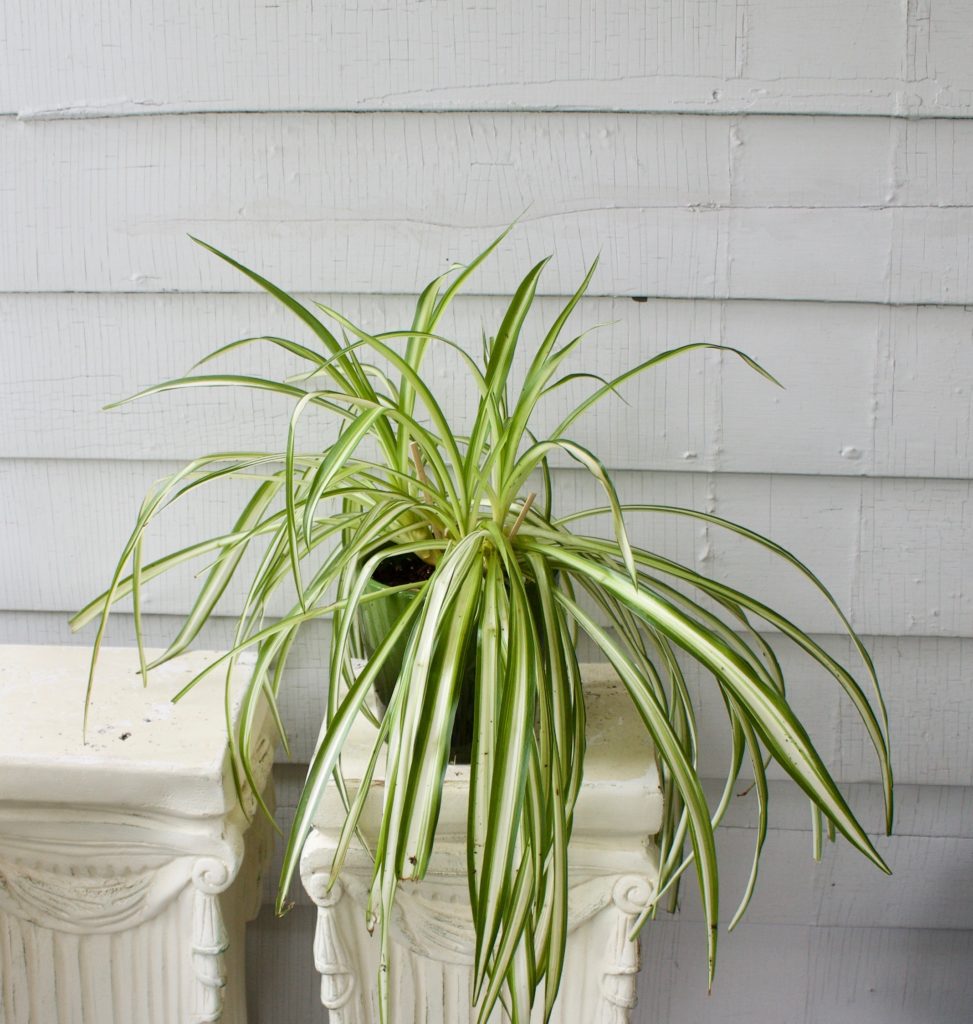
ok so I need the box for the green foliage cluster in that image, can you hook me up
[73,227,891,1022]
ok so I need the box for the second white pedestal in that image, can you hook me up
[301,664,662,1023]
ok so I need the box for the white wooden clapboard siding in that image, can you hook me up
[3,0,972,120]
[4,292,973,481]
[647,828,973,932]
[4,2,972,1021]
[637,921,973,1024]
[3,113,973,302]
[5,459,971,640]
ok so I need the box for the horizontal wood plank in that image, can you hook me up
[706,778,973,840]
[4,292,971,480]
[4,460,970,639]
[639,920,973,1024]
[802,924,973,1024]
[3,113,973,301]
[3,0,972,119]
[664,825,973,932]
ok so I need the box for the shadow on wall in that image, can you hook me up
[247,905,327,1023]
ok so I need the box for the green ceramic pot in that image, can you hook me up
[359,577,477,764]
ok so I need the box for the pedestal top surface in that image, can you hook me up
[314,662,664,843]
[0,644,266,817]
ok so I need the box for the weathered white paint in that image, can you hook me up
[3,113,973,301]
[4,292,972,481]
[3,0,972,120]
[0,645,276,1023]
[637,920,973,1024]
[656,827,973,933]
[301,668,660,1022]
[4,458,969,640]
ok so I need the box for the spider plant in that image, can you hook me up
[71,225,892,1024]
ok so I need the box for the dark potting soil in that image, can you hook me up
[371,550,435,586]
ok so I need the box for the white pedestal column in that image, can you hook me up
[301,665,662,1024]
[0,645,276,1024]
